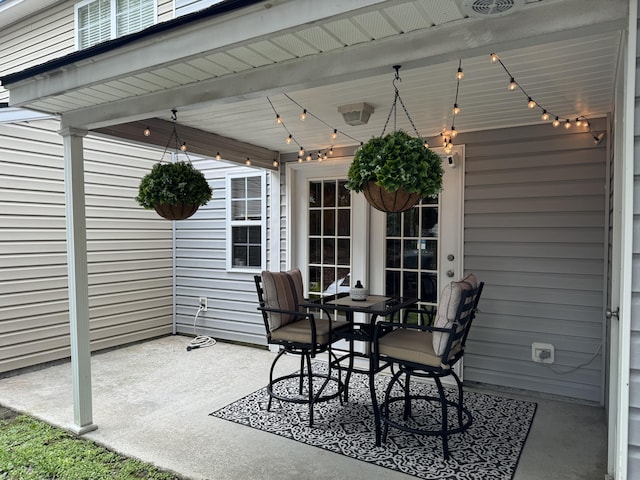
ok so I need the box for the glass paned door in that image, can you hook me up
[308,180,351,298]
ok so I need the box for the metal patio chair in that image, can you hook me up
[371,273,484,460]
[254,269,350,426]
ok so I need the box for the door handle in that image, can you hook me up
[605,307,619,320]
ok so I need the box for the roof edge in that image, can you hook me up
[0,0,266,86]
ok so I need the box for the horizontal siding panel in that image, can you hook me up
[466,256,603,275]
[465,195,604,214]
[0,121,173,374]
[465,241,603,259]
[465,211,604,228]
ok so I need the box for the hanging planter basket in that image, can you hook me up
[362,181,422,213]
[135,110,212,220]
[345,66,443,213]
[153,202,200,221]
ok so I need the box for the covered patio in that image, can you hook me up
[0,335,606,479]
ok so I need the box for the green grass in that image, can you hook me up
[0,410,184,480]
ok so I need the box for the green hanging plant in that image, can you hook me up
[136,161,212,220]
[346,130,443,211]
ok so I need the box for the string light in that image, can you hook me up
[564,119,571,129]
[328,146,333,155]
[300,109,307,121]
[450,127,457,138]
[273,159,279,167]
[306,154,312,161]
[143,127,151,136]
[299,147,304,156]
[541,110,549,121]
[453,103,460,115]
[456,66,464,80]
[508,77,517,91]
[286,134,292,144]
[276,114,281,124]
[424,140,429,148]
[180,142,187,152]
[553,117,560,127]
[490,53,499,63]
[332,129,337,140]
[298,157,303,163]
[215,152,221,160]
[575,118,582,127]
[245,158,251,165]
[527,97,536,109]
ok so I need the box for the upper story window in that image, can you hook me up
[75,0,156,50]
[226,172,267,271]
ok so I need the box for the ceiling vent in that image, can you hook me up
[460,0,525,17]
[338,102,374,126]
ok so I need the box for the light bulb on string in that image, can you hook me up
[575,118,582,127]
[453,103,460,115]
[508,77,517,91]
[317,152,322,161]
[300,109,307,121]
[276,114,281,124]
[245,158,251,166]
[541,110,549,121]
[444,142,453,154]
[299,147,305,156]
[583,120,590,129]
[328,146,333,156]
[424,140,429,148]
[306,154,311,162]
[456,67,464,80]
[180,142,187,152]
[273,159,279,167]
[331,129,337,140]
[143,127,151,137]
[552,117,560,127]
[215,152,221,160]
[286,134,292,144]
[564,119,571,129]
[450,127,458,138]
[527,97,536,109]
[490,53,499,63]
[297,157,303,163]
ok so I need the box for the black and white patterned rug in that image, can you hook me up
[210,364,536,480]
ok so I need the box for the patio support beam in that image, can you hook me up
[60,126,98,435]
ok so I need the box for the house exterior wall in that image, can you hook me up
[173,159,273,346]
[0,0,174,103]
[0,1,177,374]
[0,119,174,374]
[456,120,607,403]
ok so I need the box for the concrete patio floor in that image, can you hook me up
[0,335,606,479]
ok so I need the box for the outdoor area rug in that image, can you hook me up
[210,364,537,480]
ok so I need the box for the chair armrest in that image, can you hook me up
[402,307,435,326]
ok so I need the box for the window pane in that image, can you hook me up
[403,271,418,299]
[323,238,335,264]
[116,0,155,36]
[422,207,438,237]
[337,239,350,265]
[246,199,261,220]
[309,210,321,236]
[233,226,247,243]
[403,208,419,237]
[386,270,400,297]
[323,181,336,207]
[323,209,335,236]
[231,177,246,199]
[233,245,247,266]
[403,240,418,269]
[246,176,261,198]
[387,212,401,237]
[248,246,261,267]
[309,182,321,207]
[309,238,321,264]
[386,239,401,268]
[337,181,350,207]
[248,226,261,243]
[420,240,437,270]
[421,273,438,303]
[308,266,321,294]
[337,209,350,236]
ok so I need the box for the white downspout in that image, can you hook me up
[59,126,97,435]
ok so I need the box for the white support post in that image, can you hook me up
[59,126,98,435]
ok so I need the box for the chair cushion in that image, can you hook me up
[271,318,350,345]
[432,273,478,356]
[379,329,448,368]
[261,269,306,331]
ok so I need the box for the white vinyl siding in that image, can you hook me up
[75,0,157,50]
[175,0,225,17]
[175,161,272,346]
[0,0,173,103]
[0,119,173,374]
[460,120,607,403]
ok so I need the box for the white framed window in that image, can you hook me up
[75,0,157,50]
[226,171,267,271]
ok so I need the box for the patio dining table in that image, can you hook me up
[300,293,418,444]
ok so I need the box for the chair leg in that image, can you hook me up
[434,376,449,461]
[452,369,464,428]
[298,354,305,395]
[304,352,314,427]
[267,348,286,412]
[403,371,412,420]
[381,369,403,443]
